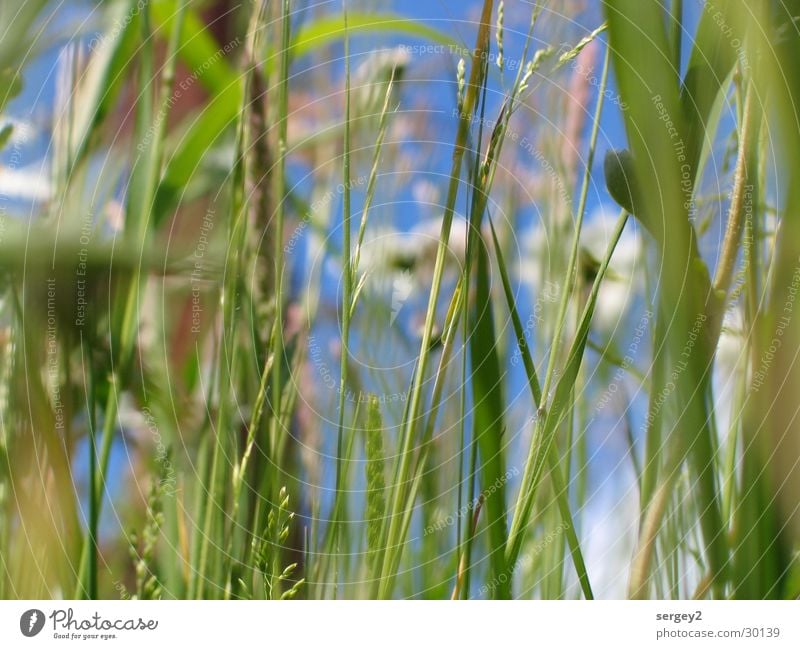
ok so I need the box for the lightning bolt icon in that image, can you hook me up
[28,611,38,632]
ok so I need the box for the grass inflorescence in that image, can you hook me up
[0,0,798,601]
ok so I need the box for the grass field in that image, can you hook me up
[0,0,799,600]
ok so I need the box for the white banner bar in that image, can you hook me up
[1,600,797,648]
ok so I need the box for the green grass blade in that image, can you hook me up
[680,0,737,178]
[376,0,495,600]
[75,0,187,599]
[330,3,353,585]
[605,0,726,596]
[467,234,509,598]
[488,219,593,599]
[506,41,610,576]
[290,13,458,60]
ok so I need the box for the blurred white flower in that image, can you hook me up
[408,214,468,267]
[582,205,642,276]
[358,215,468,280]
[390,270,413,324]
[517,221,550,291]
[518,204,644,335]
[581,205,644,333]
[353,216,467,333]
